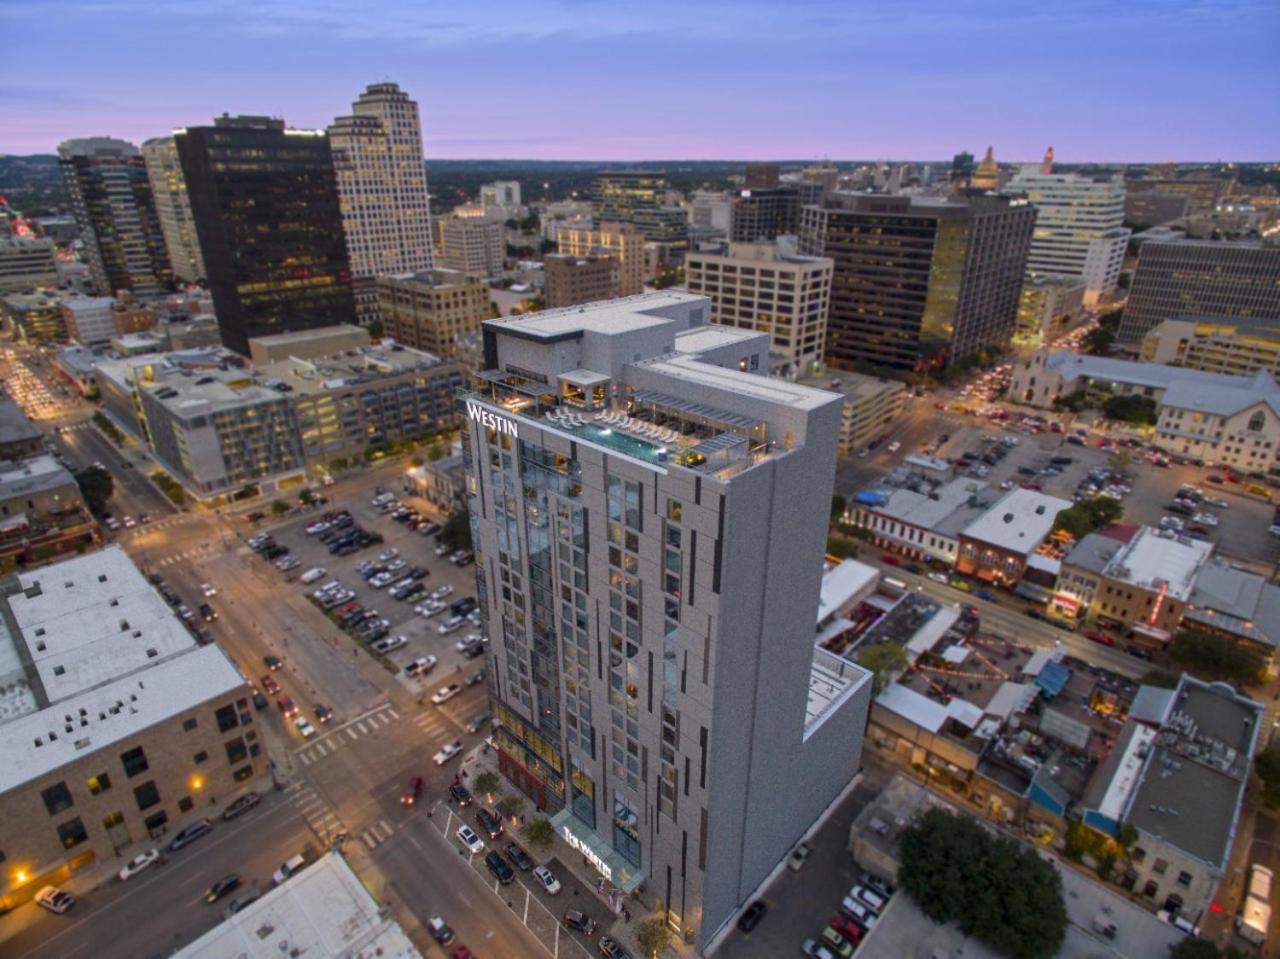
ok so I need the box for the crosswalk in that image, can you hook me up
[295,704,402,766]
[151,542,220,568]
[360,818,397,850]
[287,781,345,845]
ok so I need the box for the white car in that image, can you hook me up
[416,599,447,617]
[378,548,399,562]
[927,571,950,584]
[294,717,317,738]
[373,635,407,653]
[432,684,462,705]
[404,655,438,677]
[887,440,901,452]
[456,633,485,652]
[123,515,136,528]
[533,865,561,894]
[430,584,454,601]
[201,583,217,597]
[437,616,465,635]
[434,739,464,764]
[34,885,76,914]
[456,824,484,854]
[434,543,452,557]
[118,848,160,881]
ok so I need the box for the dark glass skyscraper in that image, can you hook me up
[175,116,355,355]
[799,194,1035,373]
[58,137,171,297]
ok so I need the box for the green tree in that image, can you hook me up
[366,318,385,340]
[1098,309,1124,333]
[1052,498,1123,538]
[830,494,847,522]
[473,771,500,798]
[1255,744,1280,808]
[522,816,555,851]
[270,499,290,517]
[1102,394,1157,425]
[497,794,525,822]
[298,488,316,505]
[439,508,473,551]
[1107,450,1132,472]
[635,916,674,959]
[856,643,910,694]
[1170,940,1229,959]
[91,411,125,445]
[75,465,114,515]
[899,808,1068,959]
[1082,327,1115,356]
[428,442,447,462]
[1170,629,1265,687]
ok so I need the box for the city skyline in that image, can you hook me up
[4,0,1278,160]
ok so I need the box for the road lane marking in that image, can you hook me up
[299,752,312,766]
[357,721,370,734]
[347,728,359,740]
[387,708,400,719]
[379,819,393,836]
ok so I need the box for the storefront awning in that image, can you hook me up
[550,809,646,893]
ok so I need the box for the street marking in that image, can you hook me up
[299,752,312,766]
[348,728,359,740]
[387,708,400,720]
[378,819,393,836]
[361,829,375,847]
[524,887,530,923]
[357,720,370,734]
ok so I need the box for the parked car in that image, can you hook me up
[204,873,241,904]
[485,850,515,884]
[787,841,813,871]
[737,900,768,933]
[223,888,262,918]
[34,886,75,914]
[264,655,284,671]
[456,825,484,855]
[222,792,261,820]
[404,656,438,677]
[563,909,598,935]
[533,864,561,894]
[168,818,213,851]
[449,783,474,807]
[118,848,160,881]
[433,739,464,765]
[476,807,504,839]
[272,854,306,885]
[505,842,534,871]
[599,936,632,959]
[437,615,465,635]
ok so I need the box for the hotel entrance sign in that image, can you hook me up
[466,400,518,438]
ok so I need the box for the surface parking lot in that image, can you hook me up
[251,493,490,709]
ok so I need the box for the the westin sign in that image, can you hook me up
[465,400,518,438]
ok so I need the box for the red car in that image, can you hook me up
[830,914,864,944]
[1084,630,1115,647]
[277,695,298,717]
[451,948,474,959]
[880,554,901,567]
[261,674,281,695]
[401,775,423,806]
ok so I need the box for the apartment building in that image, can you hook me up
[1017,275,1086,345]
[1006,165,1130,305]
[684,241,833,379]
[799,194,1034,373]
[141,136,206,283]
[0,548,261,907]
[1118,239,1280,345]
[0,238,58,293]
[57,137,171,297]
[558,223,645,297]
[377,269,492,359]
[60,294,116,347]
[465,292,871,948]
[437,217,505,277]
[794,371,906,458]
[0,292,67,343]
[543,255,619,309]
[1142,317,1280,377]
[329,83,435,325]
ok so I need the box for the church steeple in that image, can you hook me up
[971,145,999,190]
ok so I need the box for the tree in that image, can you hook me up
[497,794,525,822]
[1098,309,1124,333]
[366,318,385,340]
[635,916,674,958]
[1052,498,1123,538]
[1107,450,1132,472]
[856,643,909,694]
[298,488,316,505]
[1102,394,1157,425]
[428,442,447,462]
[270,499,290,517]
[522,816,555,851]
[1170,629,1265,687]
[899,808,1068,959]
[1255,744,1280,809]
[1082,327,1114,356]
[439,508,473,551]
[830,494,847,523]
[75,465,114,515]
[92,411,125,445]
[473,771,500,798]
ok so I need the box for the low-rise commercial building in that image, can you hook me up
[245,324,371,366]
[543,254,619,308]
[799,371,906,458]
[377,269,492,359]
[685,241,834,379]
[172,852,421,959]
[1184,558,1280,667]
[54,345,100,396]
[436,216,504,277]
[1016,274,1086,346]
[0,547,261,908]
[60,294,116,347]
[0,238,59,293]
[955,487,1071,586]
[1141,316,1280,377]
[1082,674,1262,920]
[1,292,67,343]
[0,399,45,460]
[0,454,99,573]
[849,475,995,568]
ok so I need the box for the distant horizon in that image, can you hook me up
[3,0,1278,160]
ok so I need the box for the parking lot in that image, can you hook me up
[246,491,491,717]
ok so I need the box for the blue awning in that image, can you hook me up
[1035,660,1070,698]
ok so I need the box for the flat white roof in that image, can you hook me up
[962,488,1072,555]
[877,682,950,734]
[1103,527,1214,601]
[817,559,879,625]
[172,853,421,959]
[1096,724,1158,822]
[0,644,245,794]
[485,290,702,338]
[9,546,199,702]
[673,325,764,355]
[641,354,836,412]
[869,478,989,532]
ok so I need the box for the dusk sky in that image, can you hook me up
[4,0,1278,162]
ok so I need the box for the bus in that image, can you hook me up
[1237,863,1273,946]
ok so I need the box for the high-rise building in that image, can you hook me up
[543,254,619,308]
[799,194,1035,373]
[377,269,492,358]
[558,223,645,296]
[744,163,780,190]
[684,241,833,378]
[591,170,668,223]
[688,192,733,234]
[1141,316,1280,377]
[57,137,171,297]
[175,116,356,356]
[1005,165,1130,305]
[464,292,871,949]
[328,83,435,326]
[141,136,206,284]
[730,188,800,242]
[0,238,58,292]
[1118,239,1280,344]
[480,180,522,212]
[436,217,505,276]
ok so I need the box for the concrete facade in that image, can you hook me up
[60,295,116,347]
[558,223,646,297]
[543,254,620,309]
[0,239,58,294]
[437,217,504,277]
[1141,316,1280,376]
[465,292,871,949]
[377,269,492,360]
[141,136,206,284]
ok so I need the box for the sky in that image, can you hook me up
[3,0,1278,162]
